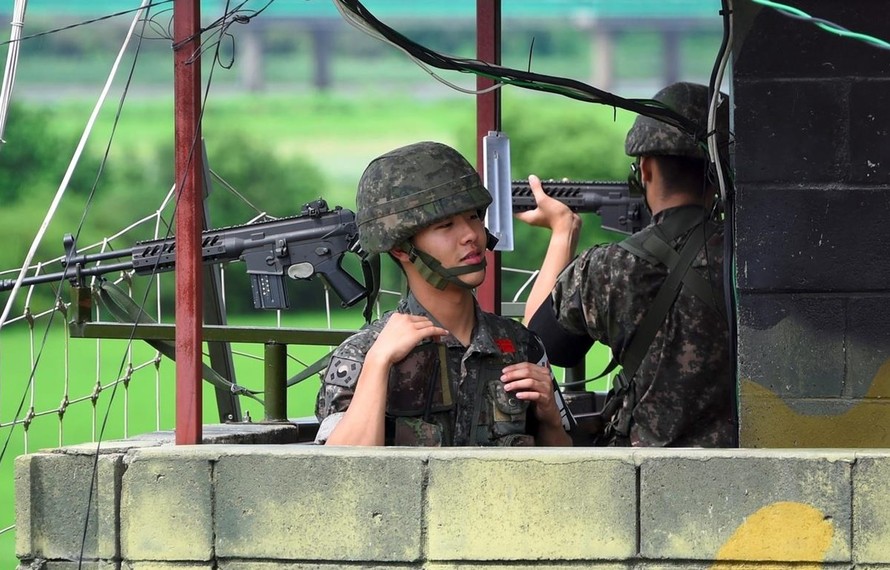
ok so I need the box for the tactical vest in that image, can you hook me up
[384,342,535,447]
[594,206,725,445]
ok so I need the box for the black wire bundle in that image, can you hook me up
[335,0,701,141]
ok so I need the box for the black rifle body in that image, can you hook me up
[0,200,367,309]
[511,180,651,235]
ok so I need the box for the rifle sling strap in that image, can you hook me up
[617,213,716,387]
[596,209,720,438]
[360,252,381,325]
[94,280,262,403]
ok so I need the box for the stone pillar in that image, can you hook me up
[590,25,616,91]
[238,25,264,92]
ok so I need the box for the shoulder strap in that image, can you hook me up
[619,219,714,381]
[591,211,722,383]
[601,220,716,441]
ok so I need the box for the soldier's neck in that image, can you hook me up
[410,281,476,346]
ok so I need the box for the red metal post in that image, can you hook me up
[475,0,502,314]
[173,0,203,445]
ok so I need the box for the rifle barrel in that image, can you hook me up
[0,260,135,292]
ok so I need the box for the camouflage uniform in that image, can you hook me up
[316,140,571,446]
[548,206,735,447]
[315,293,564,446]
[532,82,736,447]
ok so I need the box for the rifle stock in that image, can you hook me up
[511,179,650,235]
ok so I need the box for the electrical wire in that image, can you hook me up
[0,5,160,331]
[708,0,740,446]
[750,0,890,51]
[0,0,27,146]
[0,0,174,47]
[707,1,733,205]
[331,0,699,139]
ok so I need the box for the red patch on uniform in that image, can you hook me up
[495,338,515,353]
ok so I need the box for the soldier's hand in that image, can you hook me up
[500,361,562,426]
[514,174,582,235]
[367,313,448,367]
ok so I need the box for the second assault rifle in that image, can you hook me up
[511,179,650,235]
[0,199,369,309]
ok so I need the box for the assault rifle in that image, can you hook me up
[511,179,650,235]
[0,199,369,309]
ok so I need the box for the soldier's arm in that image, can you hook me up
[325,313,449,446]
[324,351,391,446]
[514,174,582,323]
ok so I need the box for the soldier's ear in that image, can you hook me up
[639,156,655,187]
[390,243,411,262]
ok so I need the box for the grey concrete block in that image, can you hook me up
[740,383,890,448]
[121,561,217,570]
[15,452,122,561]
[120,453,213,561]
[847,298,890,399]
[214,447,425,562]
[853,456,890,563]
[127,423,302,445]
[735,186,890,292]
[640,451,852,562]
[737,294,845,397]
[426,449,636,561]
[849,81,890,184]
[424,562,634,570]
[15,561,119,570]
[733,1,890,79]
[733,81,848,184]
[218,560,416,570]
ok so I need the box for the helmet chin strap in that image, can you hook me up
[402,241,488,290]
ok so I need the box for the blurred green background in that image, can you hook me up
[0,2,723,565]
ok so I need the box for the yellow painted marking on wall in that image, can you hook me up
[711,502,833,568]
[741,359,890,447]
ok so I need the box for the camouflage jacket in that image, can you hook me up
[548,205,736,447]
[315,293,569,446]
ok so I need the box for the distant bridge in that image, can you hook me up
[25,0,719,20]
[16,0,723,92]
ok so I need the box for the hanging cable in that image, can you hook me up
[750,0,890,50]
[0,0,27,147]
[707,0,733,204]
[708,0,740,446]
[0,1,174,47]
[0,3,155,332]
[330,0,699,138]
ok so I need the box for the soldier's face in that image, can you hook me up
[413,210,487,287]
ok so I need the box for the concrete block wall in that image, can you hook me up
[15,437,890,568]
[733,1,890,446]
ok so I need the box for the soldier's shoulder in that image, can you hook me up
[331,312,393,359]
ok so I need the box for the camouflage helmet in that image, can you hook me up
[625,82,729,160]
[356,141,492,254]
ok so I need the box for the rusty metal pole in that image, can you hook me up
[173,0,204,445]
[475,0,502,315]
